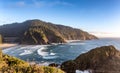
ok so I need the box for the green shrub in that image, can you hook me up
[0,50,64,73]
[0,35,2,44]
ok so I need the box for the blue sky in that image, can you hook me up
[0,0,120,37]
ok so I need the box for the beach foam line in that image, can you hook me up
[66,40,82,43]
[67,42,86,45]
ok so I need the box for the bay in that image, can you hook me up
[2,38,120,65]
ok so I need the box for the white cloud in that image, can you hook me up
[13,0,73,8]
[32,0,46,7]
[15,1,25,7]
[45,1,73,7]
[0,20,7,25]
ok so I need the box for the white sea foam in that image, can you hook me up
[76,70,90,73]
[50,52,56,55]
[19,50,33,56]
[37,47,49,56]
[43,55,58,59]
[66,40,82,43]
[68,43,85,45]
[38,62,51,66]
[37,46,58,59]
[3,46,20,53]
[19,46,28,50]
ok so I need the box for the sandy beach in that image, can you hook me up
[66,40,82,43]
[0,43,17,49]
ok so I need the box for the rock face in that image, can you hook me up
[61,45,120,73]
[0,19,97,44]
[49,63,60,67]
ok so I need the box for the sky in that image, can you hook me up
[0,0,120,37]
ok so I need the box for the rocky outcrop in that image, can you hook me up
[21,28,66,44]
[49,63,60,67]
[0,19,98,44]
[61,45,120,73]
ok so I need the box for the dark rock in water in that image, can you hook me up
[61,60,77,73]
[49,63,59,67]
[61,45,120,73]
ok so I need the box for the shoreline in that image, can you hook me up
[0,43,18,49]
[0,39,95,49]
[66,40,82,43]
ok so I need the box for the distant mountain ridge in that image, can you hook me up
[0,19,98,44]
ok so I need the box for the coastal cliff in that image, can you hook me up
[0,19,98,44]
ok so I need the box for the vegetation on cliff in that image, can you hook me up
[0,19,97,44]
[0,35,2,44]
[61,45,120,73]
[0,49,64,73]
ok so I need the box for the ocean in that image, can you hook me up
[2,38,120,66]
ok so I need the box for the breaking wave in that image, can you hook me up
[19,50,33,56]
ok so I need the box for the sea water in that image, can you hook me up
[2,38,120,66]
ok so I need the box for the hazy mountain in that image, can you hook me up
[0,19,98,44]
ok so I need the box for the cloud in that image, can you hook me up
[0,20,7,24]
[48,1,73,6]
[15,1,25,7]
[12,0,73,8]
[32,0,45,7]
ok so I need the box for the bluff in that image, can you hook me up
[0,19,97,44]
[61,45,120,73]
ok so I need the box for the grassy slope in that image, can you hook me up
[0,49,64,73]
